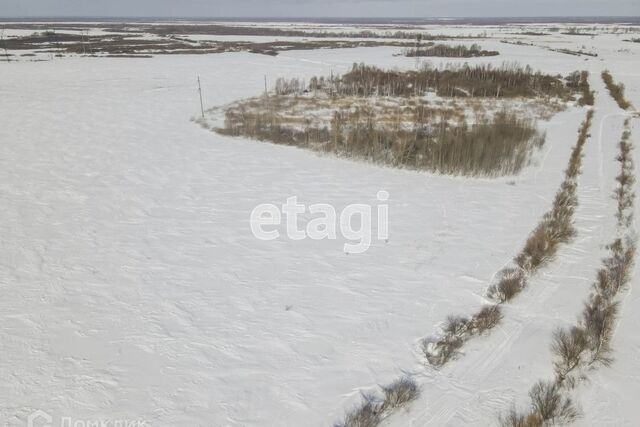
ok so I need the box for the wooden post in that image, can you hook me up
[197,76,204,118]
[264,75,268,97]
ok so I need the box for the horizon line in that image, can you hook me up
[1,15,639,20]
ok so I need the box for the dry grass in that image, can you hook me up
[220,102,546,177]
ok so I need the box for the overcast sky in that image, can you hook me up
[1,0,639,18]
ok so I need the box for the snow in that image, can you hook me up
[0,23,639,427]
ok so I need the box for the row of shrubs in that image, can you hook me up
[275,62,576,100]
[566,71,595,106]
[220,104,546,177]
[602,70,633,110]
[492,110,594,298]
[501,120,636,426]
[335,377,420,427]
[423,110,594,366]
[329,63,574,99]
[404,43,499,58]
[553,121,636,384]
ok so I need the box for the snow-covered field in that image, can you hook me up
[1,22,639,426]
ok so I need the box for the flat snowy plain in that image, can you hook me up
[1,22,639,426]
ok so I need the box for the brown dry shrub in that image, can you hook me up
[423,335,464,366]
[338,396,381,427]
[602,70,632,110]
[443,315,471,335]
[582,296,618,367]
[499,408,543,427]
[528,381,580,424]
[489,267,526,302]
[551,327,589,382]
[471,305,503,332]
[381,377,420,411]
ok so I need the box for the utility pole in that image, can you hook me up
[86,29,94,55]
[81,28,86,55]
[1,27,10,63]
[264,75,268,97]
[415,33,422,71]
[197,76,204,118]
[49,28,54,60]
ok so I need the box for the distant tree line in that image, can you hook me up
[404,43,499,58]
[280,63,576,99]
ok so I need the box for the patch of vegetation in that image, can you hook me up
[516,31,550,36]
[602,70,633,110]
[0,30,421,57]
[215,63,583,178]
[143,24,479,41]
[331,63,574,99]
[404,43,499,58]
[566,71,594,106]
[550,47,598,57]
[562,27,597,36]
[219,101,546,177]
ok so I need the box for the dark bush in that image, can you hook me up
[381,377,420,411]
[423,335,464,366]
[471,305,503,332]
[529,381,580,424]
[338,396,381,427]
[551,327,588,382]
[489,268,526,302]
[602,70,632,110]
[405,43,499,58]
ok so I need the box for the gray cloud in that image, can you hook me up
[1,0,639,18]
